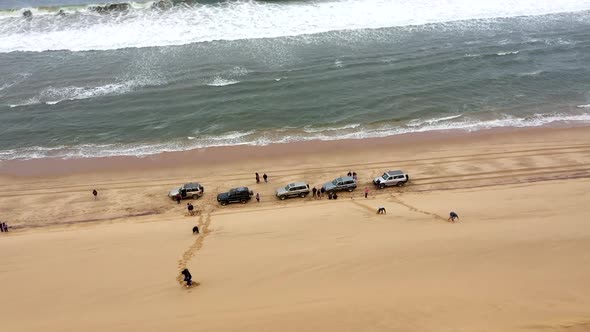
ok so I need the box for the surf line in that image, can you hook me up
[176,212,212,286]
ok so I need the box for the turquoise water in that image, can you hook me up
[1,0,590,160]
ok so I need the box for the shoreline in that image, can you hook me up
[2,124,589,178]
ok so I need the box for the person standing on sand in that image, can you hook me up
[312,187,317,199]
[353,172,358,181]
[0,222,4,232]
[92,189,98,200]
[364,187,369,198]
[256,193,260,203]
[187,203,194,216]
[263,173,268,183]
[256,173,260,184]
[320,187,325,198]
[176,193,181,204]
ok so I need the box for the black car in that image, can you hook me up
[217,187,254,206]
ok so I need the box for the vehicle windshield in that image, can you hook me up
[332,179,339,185]
[229,189,236,195]
[284,185,290,191]
[382,173,389,178]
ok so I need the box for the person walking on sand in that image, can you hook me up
[312,187,317,199]
[256,193,260,203]
[2,222,8,232]
[263,173,268,183]
[92,189,98,200]
[320,187,325,199]
[353,172,358,181]
[176,193,181,204]
[181,268,193,287]
[255,172,260,184]
[448,211,459,222]
[187,203,194,216]
[0,222,4,232]
[364,187,369,198]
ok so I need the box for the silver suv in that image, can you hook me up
[168,182,204,200]
[276,182,310,200]
[322,176,357,194]
[373,170,409,189]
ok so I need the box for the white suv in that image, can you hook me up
[373,170,409,189]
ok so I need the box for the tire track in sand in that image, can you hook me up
[176,212,212,286]
[389,194,448,222]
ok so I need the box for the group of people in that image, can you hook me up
[255,173,268,184]
[0,222,8,232]
[311,187,325,199]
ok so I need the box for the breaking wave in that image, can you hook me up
[1,0,590,52]
[8,77,163,107]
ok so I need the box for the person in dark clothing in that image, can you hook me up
[320,187,325,196]
[352,172,358,180]
[255,173,260,184]
[256,193,260,203]
[328,192,333,200]
[333,193,338,200]
[0,222,4,232]
[176,193,182,204]
[181,268,193,287]
[448,212,459,222]
[347,171,352,177]
[187,203,194,216]
[263,173,268,183]
[192,226,199,234]
[2,222,7,232]
[312,187,317,199]
[92,189,98,200]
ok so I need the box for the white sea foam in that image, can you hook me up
[578,104,590,108]
[207,77,240,87]
[2,111,589,160]
[8,77,162,107]
[496,50,520,56]
[1,0,590,52]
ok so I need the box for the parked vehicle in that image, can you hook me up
[276,182,310,200]
[217,187,254,206]
[168,183,204,200]
[373,170,409,189]
[322,176,357,194]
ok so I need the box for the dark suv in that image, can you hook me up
[322,176,357,194]
[217,187,254,206]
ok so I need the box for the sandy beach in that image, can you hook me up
[1,126,590,331]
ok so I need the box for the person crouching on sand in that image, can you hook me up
[181,268,192,287]
[448,211,459,222]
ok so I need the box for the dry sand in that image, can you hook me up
[1,126,590,331]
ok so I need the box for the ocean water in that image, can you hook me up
[1,0,590,160]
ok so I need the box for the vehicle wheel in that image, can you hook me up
[220,201,227,206]
[328,191,335,196]
[192,194,199,199]
[280,195,286,200]
[379,183,385,189]
[396,181,405,187]
[347,187,354,192]
[299,192,307,198]
[240,199,247,204]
